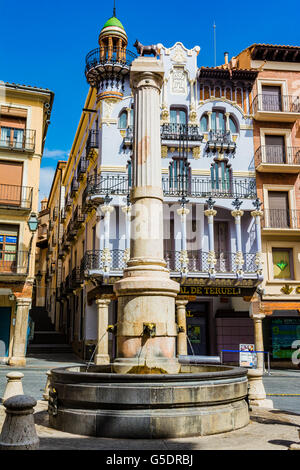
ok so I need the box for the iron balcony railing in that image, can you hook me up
[0,129,36,152]
[0,250,29,275]
[83,174,256,201]
[252,94,300,114]
[82,250,257,275]
[77,158,88,179]
[73,206,85,229]
[70,177,79,197]
[255,146,300,165]
[262,209,300,229]
[86,130,99,159]
[85,47,137,73]
[162,176,257,199]
[70,267,82,289]
[0,184,33,210]
[160,123,203,141]
[205,130,236,154]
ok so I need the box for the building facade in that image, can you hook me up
[0,82,53,365]
[235,44,300,363]
[40,13,270,364]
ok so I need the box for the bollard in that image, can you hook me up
[42,370,51,401]
[3,372,24,402]
[0,395,39,450]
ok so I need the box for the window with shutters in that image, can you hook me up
[265,135,286,164]
[262,85,282,112]
[268,191,290,228]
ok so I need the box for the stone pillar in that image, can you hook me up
[225,112,230,131]
[122,203,131,263]
[100,204,114,273]
[248,306,273,408]
[176,299,188,356]
[251,209,264,277]
[113,57,180,374]
[204,208,217,278]
[0,395,39,450]
[3,373,24,401]
[126,107,132,127]
[9,298,31,367]
[95,298,111,365]
[207,111,212,131]
[177,206,190,275]
[231,209,244,277]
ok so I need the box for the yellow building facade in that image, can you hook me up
[0,82,53,365]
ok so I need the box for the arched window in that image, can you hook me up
[118,110,127,129]
[170,108,187,125]
[229,116,238,134]
[210,159,232,192]
[200,114,208,132]
[211,110,225,132]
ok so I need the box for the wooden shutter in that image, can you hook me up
[265,135,285,163]
[262,86,282,111]
[0,161,23,206]
[268,191,289,227]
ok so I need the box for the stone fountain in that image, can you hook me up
[48,56,249,438]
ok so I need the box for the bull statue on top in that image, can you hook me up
[133,39,159,58]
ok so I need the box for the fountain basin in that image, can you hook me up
[48,364,249,438]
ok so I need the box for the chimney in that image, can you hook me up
[224,52,229,64]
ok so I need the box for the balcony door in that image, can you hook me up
[268,191,290,228]
[265,135,286,164]
[0,160,23,207]
[214,221,229,271]
[0,225,19,273]
[262,85,282,112]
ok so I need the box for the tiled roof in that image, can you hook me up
[237,43,300,62]
[2,81,53,93]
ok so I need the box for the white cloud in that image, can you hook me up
[38,167,56,209]
[43,148,70,159]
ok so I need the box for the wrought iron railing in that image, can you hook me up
[162,176,257,199]
[262,209,300,229]
[255,146,300,165]
[83,174,256,200]
[160,123,203,141]
[0,251,29,275]
[82,250,257,275]
[252,94,300,114]
[86,130,99,159]
[0,184,33,210]
[0,129,36,152]
[205,130,236,154]
[77,158,88,179]
[85,47,137,73]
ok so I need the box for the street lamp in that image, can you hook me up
[27,213,39,232]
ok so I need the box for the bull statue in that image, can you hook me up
[133,39,158,58]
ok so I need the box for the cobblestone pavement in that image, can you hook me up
[1,356,300,450]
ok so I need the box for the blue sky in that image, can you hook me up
[1,0,300,202]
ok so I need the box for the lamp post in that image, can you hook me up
[27,213,39,274]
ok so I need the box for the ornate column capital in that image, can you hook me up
[100,205,114,215]
[204,209,217,218]
[121,205,131,215]
[176,298,189,307]
[95,298,111,306]
[231,209,244,219]
[177,207,190,217]
[251,210,263,218]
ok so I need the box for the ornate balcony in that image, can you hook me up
[252,94,300,122]
[82,249,257,278]
[70,177,79,197]
[0,184,33,211]
[86,130,99,161]
[160,123,203,142]
[205,130,236,154]
[255,146,300,173]
[85,47,137,88]
[77,158,88,180]
[0,129,36,153]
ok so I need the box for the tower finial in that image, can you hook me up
[113,0,116,17]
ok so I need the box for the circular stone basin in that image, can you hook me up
[48,364,249,438]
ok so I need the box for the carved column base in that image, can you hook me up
[247,369,273,408]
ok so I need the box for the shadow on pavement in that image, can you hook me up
[268,439,295,449]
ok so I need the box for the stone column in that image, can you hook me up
[176,299,188,356]
[95,298,111,365]
[204,207,217,278]
[231,209,244,277]
[251,209,264,278]
[113,57,180,374]
[100,204,114,273]
[225,112,230,132]
[9,298,31,367]
[177,206,190,275]
[122,203,131,263]
[248,305,273,408]
[207,111,212,131]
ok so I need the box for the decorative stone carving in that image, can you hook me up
[160,104,170,124]
[171,45,187,64]
[192,146,200,160]
[171,67,188,95]
[161,145,168,158]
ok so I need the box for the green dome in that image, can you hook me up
[102,16,125,31]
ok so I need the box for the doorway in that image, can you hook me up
[186,302,209,355]
[0,307,11,357]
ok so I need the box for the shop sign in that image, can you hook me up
[180,286,243,296]
[272,318,300,359]
[239,344,257,368]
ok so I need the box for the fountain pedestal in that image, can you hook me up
[113,57,180,374]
